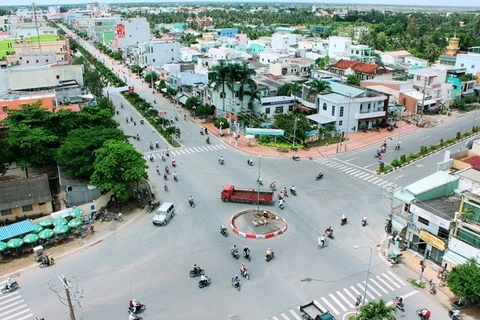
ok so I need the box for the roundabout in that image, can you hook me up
[229,209,288,239]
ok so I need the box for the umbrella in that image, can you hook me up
[67,218,83,228]
[7,238,24,248]
[39,219,53,227]
[53,225,70,234]
[0,242,7,252]
[68,207,84,218]
[53,217,68,226]
[23,233,39,244]
[32,224,44,233]
[38,229,54,239]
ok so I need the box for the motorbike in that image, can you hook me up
[155,142,159,148]
[136,134,140,141]
[374,153,381,159]
[392,297,405,312]
[243,251,251,261]
[154,100,157,104]
[164,184,169,192]
[318,238,326,248]
[219,159,225,165]
[257,178,263,186]
[417,309,431,319]
[130,116,133,122]
[172,160,176,167]
[290,188,297,196]
[173,175,178,182]
[1,281,19,293]
[341,217,347,225]
[316,173,323,180]
[140,120,144,125]
[232,279,241,290]
[175,115,178,121]
[448,309,461,320]
[429,285,436,295]
[265,251,275,262]
[220,228,228,237]
[198,277,211,288]
[116,110,119,115]
[189,199,195,208]
[149,144,154,150]
[189,268,205,277]
[121,104,124,108]
[279,201,285,210]
[362,218,368,227]
[395,144,401,150]
[149,156,154,162]
[326,230,334,239]
[126,117,129,123]
[206,138,210,144]
[241,269,250,280]
[39,258,55,268]
[128,303,146,314]
[231,249,239,260]
[247,160,254,166]
[200,130,204,135]
[161,155,166,162]
[292,156,300,161]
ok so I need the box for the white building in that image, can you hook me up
[328,36,352,61]
[408,67,452,108]
[254,96,296,117]
[405,56,428,68]
[116,17,150,52]
[380,50,413,65]
[16,26,57,38]
[142,39,181,67]
[455,52,480,75]
[259,51,290,65]
[208,47,237,60]
[180,48,204,63]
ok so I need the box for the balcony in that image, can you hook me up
[354,110,386,120]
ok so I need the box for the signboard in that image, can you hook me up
[245,128,284,136]
[420,230,446,251]
[116,23,125,38]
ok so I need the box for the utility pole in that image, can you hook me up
[59,274,76,320]
[292,118,298,148]
[419,76,428,125]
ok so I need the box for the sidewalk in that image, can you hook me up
[381,249,479,319]
[197,119,421,159]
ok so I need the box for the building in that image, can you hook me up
[329,59,386,80]
[142,38,181,67]
[216,28,238,38]
[259,51,290,65]
[404,56,428,68]
[16,26,57,38]
[180,48,204,63]
[350,44,374,63]
[327,36,351,61]
[186,15,213,29]
[115,17,150,53]
[380,50,413,66]
[0,174,53,223]
[0,91,55,120]
[270,33,302,51]
[208,47,237,60]
[269,58,313,77]
[306,81,388,133]
[6,40,67,66]
[360,79,414,105]
[455,52,480,76]
[255,96,296,116]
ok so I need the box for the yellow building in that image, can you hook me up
[6,40,68,66]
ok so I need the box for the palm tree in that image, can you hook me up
[277,82,302,101]
[245,88,262,111]
[226,63,242,110]
[237,63,257,110]
[355,299,396,320]
[209,61,230,111]
[307,78,332,104]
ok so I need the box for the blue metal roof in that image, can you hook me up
[0,220,34,241]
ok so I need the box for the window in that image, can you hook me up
[275,106,284,114]
[472,65,475,69]
[26,60,29,64]
[416,76,420,81]
[22,205,33,212]
[288,105,294,112]
[437,227,449,240]
[322,103,327,111]
[417,216,429,226]
[1,209,12,216]
[461,63,464,67]
[36,60,39,63]
[265,107,270,114]
[153,59,155,63]
[172,48,174,51]
[331,105,335,116]
[339,120,343,126]
[56,75,60,79]
[46,59,48,62]
[2,106,7,112]
[339,106,344,117]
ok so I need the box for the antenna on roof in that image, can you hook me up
[32,1,42,51]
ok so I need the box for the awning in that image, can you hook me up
[294,104,315,113]
[393,189,415,204]
[442,249,469,267]
[178,96,188,105]
[50,209,71,219]
[392,219,407,231]
[306,113,336,124]
[0,220,34,241]
[423,99,437,106]
[161,88,167,93]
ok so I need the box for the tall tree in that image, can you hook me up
[90,140,148,200]
[355,299,396,320]
[84,67,106,98]
[209,61,230,111]
[273,113,311,146]
[236,63,257,110]
[277,82,302,99]
[226,63,242,107]
[307,78,332,103]
[447,258,480,303]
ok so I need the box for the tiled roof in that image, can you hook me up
[0,220,34,241]
[330,59,381,74]
[0,174,52,211]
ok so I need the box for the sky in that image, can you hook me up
[7,0,480,8]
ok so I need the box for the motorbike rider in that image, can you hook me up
[149,155,154,162]
[394,296,403,306]
[317,171,323,179]
[449,309,460,320]
[257,177,263,184]
[188,195,194,206]
[232,275,240,286]
[171,157,176,166]
[206,137,210,144]
[173,171,178,180]
[129,299,140,313]
[362,215,368,225]
[293,153,299,160]
[247,159,253,166]
[5,278,12,290]
[200,274,208,285]
[430,280,436,292]
[219,156,224,163]
[290,185,296,193]
[325,226,333,237]
[161,152,165,161]
[243,246,250,257]
[266,248,274,259]
[270,182,277,190]
[240,263,247,276]
[281,187,288,196]
[220,225,227,233]
[155,140,159,148]
[193,264,200,273]
[421,308,431,319]
[231,245,238,255]
[164,165,169,174]
[278,198,284,208]
[318,235,325,247]
[341,213,347,224]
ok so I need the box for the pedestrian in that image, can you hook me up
[437,268,443,279]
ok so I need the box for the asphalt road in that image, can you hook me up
[7,25,466,320]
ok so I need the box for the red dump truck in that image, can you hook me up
[221,185,274,204]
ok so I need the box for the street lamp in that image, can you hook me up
[292,118,298,148]
[353,245,373,306]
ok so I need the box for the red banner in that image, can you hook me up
[116,23,125,38]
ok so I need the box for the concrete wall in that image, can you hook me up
[5,65,84,91]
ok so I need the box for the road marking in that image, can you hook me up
[272,316,280,320]
[4,309,31,320]
[365,176,378,182]
[336,290,354,308]
[364,281,382,297]
[345,169,357,174]
[369,278,389,294]
[363,163,377,169]
[345,157,358,161]
[192,147,200,152]
[377,181,389,187]
[320,297,340,315]
[382,273,401,288]
[357,283,375,299]
[329,293,347,311]
[362,175,375,180]
[447,126,458,131]
[289,309,302,320]
[349,285,368,303]
[337,165,348,170]
[184,149,191,154]
[402,290,419,299]
[340,166,352,171]
[280,313,290,319]
[314,300,328,313]
[375,275,394,291]
[0,304,28,317]
[395,174,404,179]
[388,271,407,286]
[418,136,431,141]
[16,313,35,320]
[0,294,22,306]
[343,288,357,302]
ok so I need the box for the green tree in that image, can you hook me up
[273,113,311,146]
[355,299,396,320]
[84,67,106,98]
[448,258,480,303]
[315,56,330,70]
[307,78,332,102]
[236,63,257,110]
[131,65,144,75]
[277,82,302,98]
[347,74,361,86]
[90,140,148,200]
[185,96,200,110]
[144,72,159,85]
[245,88,262,110]
[0,132,12,176]
[57,127,126,179]
[209,61,230,111]
[197,104,214,117]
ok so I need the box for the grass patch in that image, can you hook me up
[410,279,426,289]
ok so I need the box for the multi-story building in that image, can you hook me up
[268,58,313,77]
[327,36,352,61]
[380,50,413,66]
[306,81,388,133]
[115,17,150,53]
[259,51,290,65]
[350,44,374,63]
[6,40,68,66]
[142,38,181,68]
[216,28,238,38]
[329,59,386,80]
[455,52,480,76]
[180,48,204,63]
[208,47,237,60]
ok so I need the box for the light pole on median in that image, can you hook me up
[353,245,373,306]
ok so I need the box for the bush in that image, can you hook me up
[391,159,401,167]
[429,144,437,151]
[440,139,444,146]
[420,146,428,154]
[400,155,407,163]
[409,153,418,160]
[456,132,461,139]
[379,162,385,171]
[214,117,230,129]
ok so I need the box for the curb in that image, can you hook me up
[229,211,288,239]
[0,209,146,283]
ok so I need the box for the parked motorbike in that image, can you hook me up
[1,281,19,293]
[198,277,211,288]
[39,258,55,268]
[189,268,205,277]
[292,156,300,161]
[140,119,144,125]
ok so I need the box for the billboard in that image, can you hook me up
[116,23,125,38]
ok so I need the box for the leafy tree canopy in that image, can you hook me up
[448,258,480,302]
[90,140,148,200]
[273,113,311,144]
[355,299,396,320]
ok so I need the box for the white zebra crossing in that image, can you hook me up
[0,291,34,320]
[314,158,398,190]
[268,271,408,320]
[144,144,227,160]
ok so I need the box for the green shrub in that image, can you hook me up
[429,144,437,151]
[440,139,444,146]
[409,153,418,160]
[420,146,428,154]
[214,117,230,129]
[456,132,461,139]
[379,162,385,171]
[391,159,401,167]
[400,155,407,163]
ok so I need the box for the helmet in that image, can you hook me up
[194,264,197,267]
[233,245,237,248]
[7,278,10,281]
[268,248,271,251]
[244,246,248,248]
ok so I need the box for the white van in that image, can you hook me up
[152,202,175,226]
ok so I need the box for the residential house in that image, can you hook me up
[216,28,238,38]
[115,17,150,53]
[259,51,290,65]
[380,50,413,66]
[404,56,428,68]
[180,48,204,63]
[329,59,386,80]
[0,174,53,223]
[268,58,313,77]
[455,52,480,79]
[306,81,388,133]
[361,79,414,105]
[327,36,352,61]
[6,40,67,66]
[350,44,374,63]
[166,71,208,93]
[208,47,237,60]
[142,38,181,67]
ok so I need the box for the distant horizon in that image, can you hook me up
[4,0,480,9]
